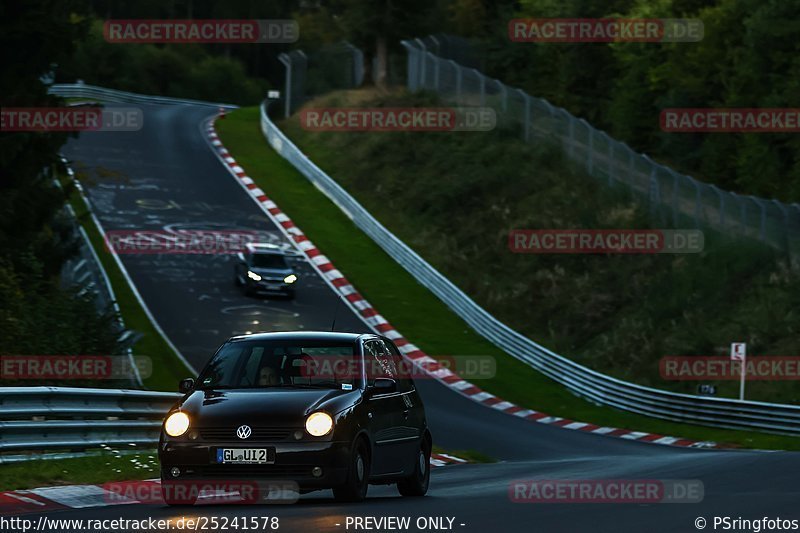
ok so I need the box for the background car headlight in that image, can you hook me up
[284,274,297,284]
[247,270,262,281]
[305,412,333,436]
[164,412,190,437]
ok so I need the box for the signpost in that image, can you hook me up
[731,342,746,400]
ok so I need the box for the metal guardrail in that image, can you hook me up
[48,83,237,108]
[57,163,143,388]
[0,387,180,461]
[259,102,800,436]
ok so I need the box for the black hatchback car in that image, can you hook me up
[233,243,298,298]
[159,331,431,504]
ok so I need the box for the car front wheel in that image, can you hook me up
[333,440,370,502]
[397,439,430,497]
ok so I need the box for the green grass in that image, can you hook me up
[0,450,159,491]
[215,106,799,451]
[64,178,192,390]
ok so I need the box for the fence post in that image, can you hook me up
[671,170,680,227]
[649,168,659,208]
[449,60,462,102]
[518,90,531,142]
[415,38,427,88]
[400,40,418,92]
[342,41,364,87]
[474,69,485,106]
[709,184,724,229]
[739,194,747,236]
[278,53,291,118]
[568,115,575,158]
[693,179,702,226]
[498,80,507,112]
[750,196,766,241]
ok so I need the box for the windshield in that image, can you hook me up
[250,253,289,269]
[197,340,359,390]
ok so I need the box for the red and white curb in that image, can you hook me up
[205,118,719,451]
[430,453,469,467]
[1,454,467,515]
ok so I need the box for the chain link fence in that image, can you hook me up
[401,38,800,263]
[277,42,364,118]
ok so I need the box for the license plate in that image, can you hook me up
[216,448,275,464]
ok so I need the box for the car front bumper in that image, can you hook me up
[248,279,295,295]
[159,440,350,489]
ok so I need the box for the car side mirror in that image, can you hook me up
[179,378,195,393]
[236,252,245,262]
[370,378,396,395]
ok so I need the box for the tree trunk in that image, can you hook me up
[375,35,388,89]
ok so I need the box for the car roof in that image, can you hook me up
[245,242,285,254]
[227,331,375,343]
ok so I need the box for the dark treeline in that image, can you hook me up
[1,0,122,359]
[456,0,799,202]
[2,0,795,366]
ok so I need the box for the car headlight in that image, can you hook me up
[305,412,333,436]
[164,412,190,437]
[283,274,297,284]
[247,270,262,281]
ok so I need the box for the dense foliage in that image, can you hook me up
[443,0,800,201]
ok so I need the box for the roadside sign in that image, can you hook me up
[730,342,746,400]
[730,343,746,361]
[697,384,717,396]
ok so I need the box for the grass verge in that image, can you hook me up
[0,451,158,492]
[215,106,798,451]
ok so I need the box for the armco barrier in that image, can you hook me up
[258,102,800,435]
[41,84,800,435]
[0,387,180,461]
[48,83,237,108]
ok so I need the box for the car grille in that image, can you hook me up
[198,427,295,441]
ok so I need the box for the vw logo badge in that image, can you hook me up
[236,425,252,439]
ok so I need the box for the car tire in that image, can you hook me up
[160,478,198,506]
[333,440,370,502]
[397,439,431,497]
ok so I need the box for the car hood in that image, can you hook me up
[249,267,292,277]
[178,388,357,427]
